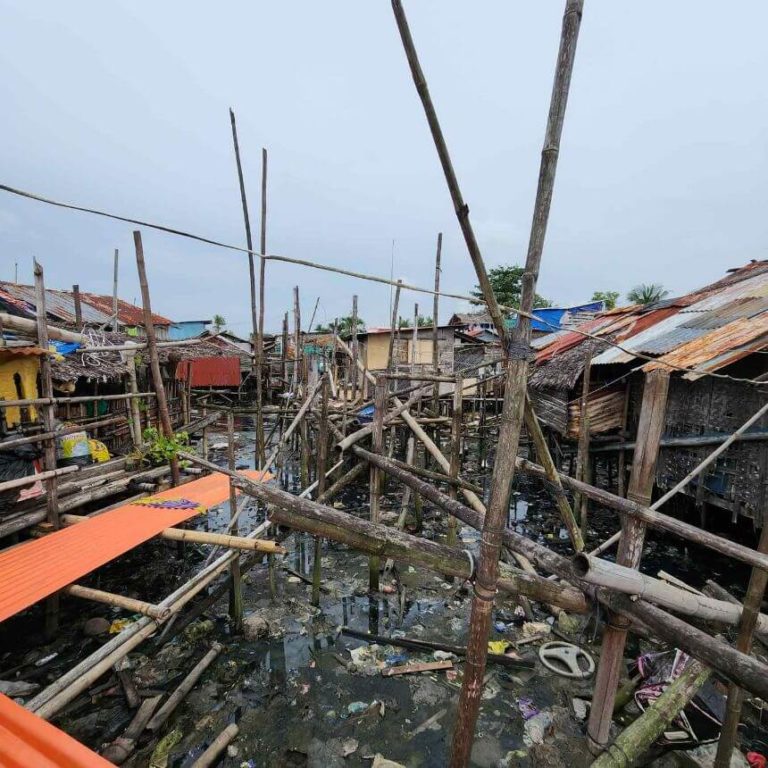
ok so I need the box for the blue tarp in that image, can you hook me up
[506,301,604,332]
[50,341,82,355]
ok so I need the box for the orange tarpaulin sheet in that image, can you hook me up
[0,469,271,623]
[0,693,112,768]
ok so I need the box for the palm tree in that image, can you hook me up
[626,283,669,305]
[212,314,226,332]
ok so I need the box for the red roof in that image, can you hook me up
[78,292,173,327]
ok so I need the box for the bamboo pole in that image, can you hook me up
[191,723,239,768]
[227,410,243,631]
[229,109,260,426]
[159,527,284,553]
[432,232,442,411]
[713,523,768,767]
[126,353,143,448]
[256,147,268,465]
[351,295,359,401]
[146,643,223,732]
[0,465,78,493]
[524,395,583,552]
[411,302,419,369]
[63,584,170,620]
[312,377,329,606]
[0,392,155,410]
[0,311,83,343]
[101,695,162,765]
[446,374,463,547]
[387,280,402,371]
[573,554,768,632]
[134,231,180,486]
[588,368,670,754]
[111,248,119,326]
[591,660,710,768]
[396,0,588,757]
[34,259,60,638]
[369,377,387,591]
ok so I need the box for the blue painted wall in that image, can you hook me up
[169,320,209,340]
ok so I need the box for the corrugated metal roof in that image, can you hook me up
[643,315,768,377]
[0,693,113,768]
[79,292,173,326]
[0,282,114,326]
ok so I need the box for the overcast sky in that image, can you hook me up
[1,2,767,336]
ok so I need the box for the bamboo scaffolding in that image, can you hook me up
[63,584,170,620]
[0,465,78,492]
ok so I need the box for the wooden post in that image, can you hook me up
[447,375,463,546]
[34,260,60,637]
[227,411,243,631]
[387,280,402,372]
[293,286,301,394]
[574,344,593,532]
[201,406,209,458]
[312,377,329,606]
[713,523,768,767]
[411,302,419,370]
[257,147,268,464]
[72,284,83,331]
[432,232,442,412]
[369,377,387,591]
[587,368,670,754]
[523,396,584,551]
[133,231,180,486]
[617,381,630,497]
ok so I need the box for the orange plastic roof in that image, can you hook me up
[0,469,271,623]
[0,693,112,768]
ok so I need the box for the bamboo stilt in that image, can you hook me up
[227,411,243,632]
[432,232,442,411]
[369,377,386,591]
[446,375,463,547]
[312,377,329,606]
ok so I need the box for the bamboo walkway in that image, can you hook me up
[0,469,271,623]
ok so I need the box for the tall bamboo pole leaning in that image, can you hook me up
[257,147,268,464]
[34,259,60,637]
[351,295,359,401]
[229,109,264,467]
[133,231,180,486]
[390,2,585,763]
[312,377,329,606]
[587,369,670,753]
[432,232,442,412]
[227,410,243,631]
[713,523,768,767]
[369,376,387,592]
[523,395,583,552]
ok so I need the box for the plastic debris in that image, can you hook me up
[347,701,369,715]
[109,618,136,634]
[523,712,553,746]
[517,697,540,721]
[149,728,183,768]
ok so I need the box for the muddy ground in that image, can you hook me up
[0,417,766,767]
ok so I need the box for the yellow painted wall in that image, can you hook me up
[0,356,39,426]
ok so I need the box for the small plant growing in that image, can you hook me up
[141,426,190,466]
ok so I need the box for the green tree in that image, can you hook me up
[591,290,620,310]
[315,315,366,335]
[471,265,551,310]
[398,315,433,329]
[626,283,669,305]
[212,314,226,332]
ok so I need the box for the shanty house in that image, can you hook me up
[529,261,768,526]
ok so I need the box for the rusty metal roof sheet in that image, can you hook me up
[78,292,173,327]
[0,282,114,326]
[643,315,768,377]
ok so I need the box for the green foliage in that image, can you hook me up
[398,315,433,329]
[626,283,669,305]
[471,265,551,310]
[212,314,226,332]
[141,426,190,466]
[315,315,366,335]
[591,290,620,310]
